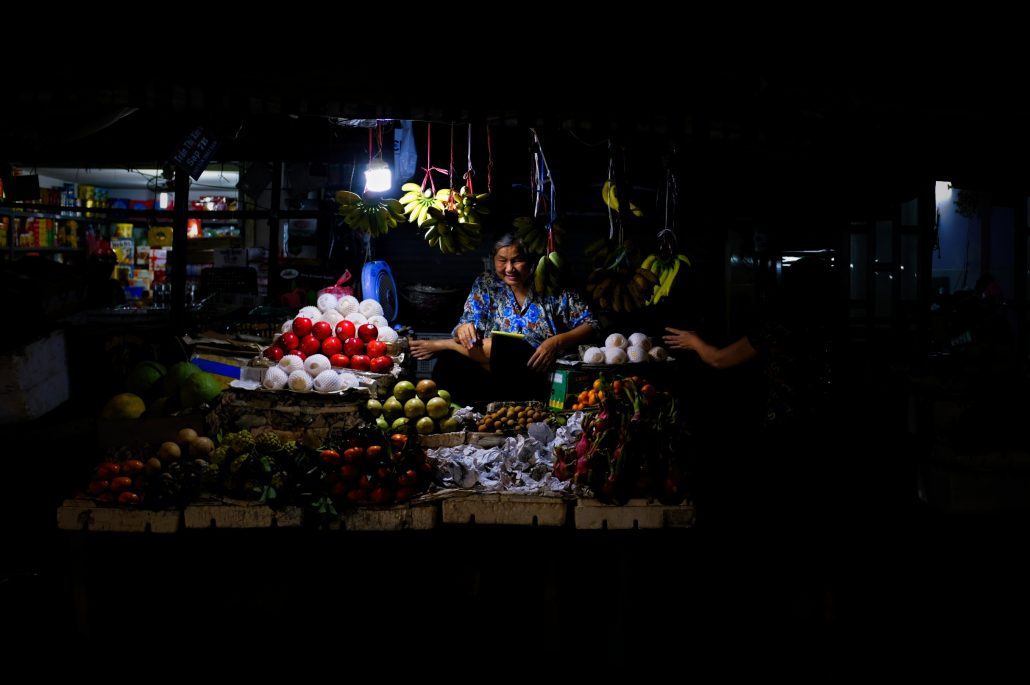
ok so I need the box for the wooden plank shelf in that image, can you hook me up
[574,498,695,530]
[337,501,439,531]
[57,499,180,534]
[183,498,303,529]
[442,493,570,527]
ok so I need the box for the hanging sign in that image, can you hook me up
[171,127,219,181]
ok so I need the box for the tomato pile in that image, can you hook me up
[313,427,437,511]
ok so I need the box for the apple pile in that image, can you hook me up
[264,317,395,374]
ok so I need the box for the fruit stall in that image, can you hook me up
[58,292,693,534]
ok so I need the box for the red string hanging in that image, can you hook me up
[420,122,447,195]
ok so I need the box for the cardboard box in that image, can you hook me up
[0,330,70,424]
[548,367,592,410]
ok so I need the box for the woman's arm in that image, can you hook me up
[663,327,757,369]
[528,322,595,372]
[453,274,493,348]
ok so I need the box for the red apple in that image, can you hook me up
[280,331,300,351]
[349,354,370,371]
[366,339,387,359]
[329,353,350,368]
[312,320,333,340]
[369,355,393,374]
[292,316,313,337]
[300,334,322,356]
[264,345,285,362]
[321,336,343,357]
[289,350,307,362]
[343,337,365,357]
[357,323,379,343]
[335,320,356,340]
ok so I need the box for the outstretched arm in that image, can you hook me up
[528,322,595,372]
[663,327,756,369]
[409,336,491,370]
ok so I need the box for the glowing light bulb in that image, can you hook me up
[364,161,391,193]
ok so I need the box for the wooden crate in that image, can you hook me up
[56,499,180,534]
[418,431,466,449]
[574,498,695,530]
[338,501,439,531]
[183,497,303,529]
[442,492,569,526]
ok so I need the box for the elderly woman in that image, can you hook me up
[409,233,598,403]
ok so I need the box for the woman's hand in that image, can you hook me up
[662,327,700,351]
[527,336,562,372]
[454,323,480,350]
[408,339,440,360]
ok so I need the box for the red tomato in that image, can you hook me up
[329,353,350,368]
[320,336,343,357]
[357,323,379,343]
[343,446,365,463]
[110,476,134,492]
[366,444,384,461]
[320,449,341,467]
[96,462,121,479]
[394,486,414,503]
[366,340,387,358]
[292,316,313,337]
[369,486,392,505]
[122,459,145,475]
[339,464,357,481]
[117,491,141,505]
[330,481,347,497]
[88,479,109,495]
[335,320,356,340]
[346,488,366,504]
[389,433,408,450]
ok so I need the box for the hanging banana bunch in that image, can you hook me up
[421,206,482,255]
[600,180,644,217]
[642,252,690,304]
[584,240,660,313]
[336,191,406,238]
[436,186,491,225]
[513,215,565,256]
[530,224,565,296]
[640,165,690,304]
[398,182,444,227]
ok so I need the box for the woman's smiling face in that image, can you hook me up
[494,246,531,288]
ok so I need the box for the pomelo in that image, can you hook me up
[101,393,146,419]
[179,371,222,408]
[125,361,166,398]
[163,361,200,397]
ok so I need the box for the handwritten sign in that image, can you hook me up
[171,127,219,181]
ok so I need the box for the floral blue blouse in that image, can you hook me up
[454,272,600,349]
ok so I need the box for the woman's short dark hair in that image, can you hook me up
[492,233,529,258]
